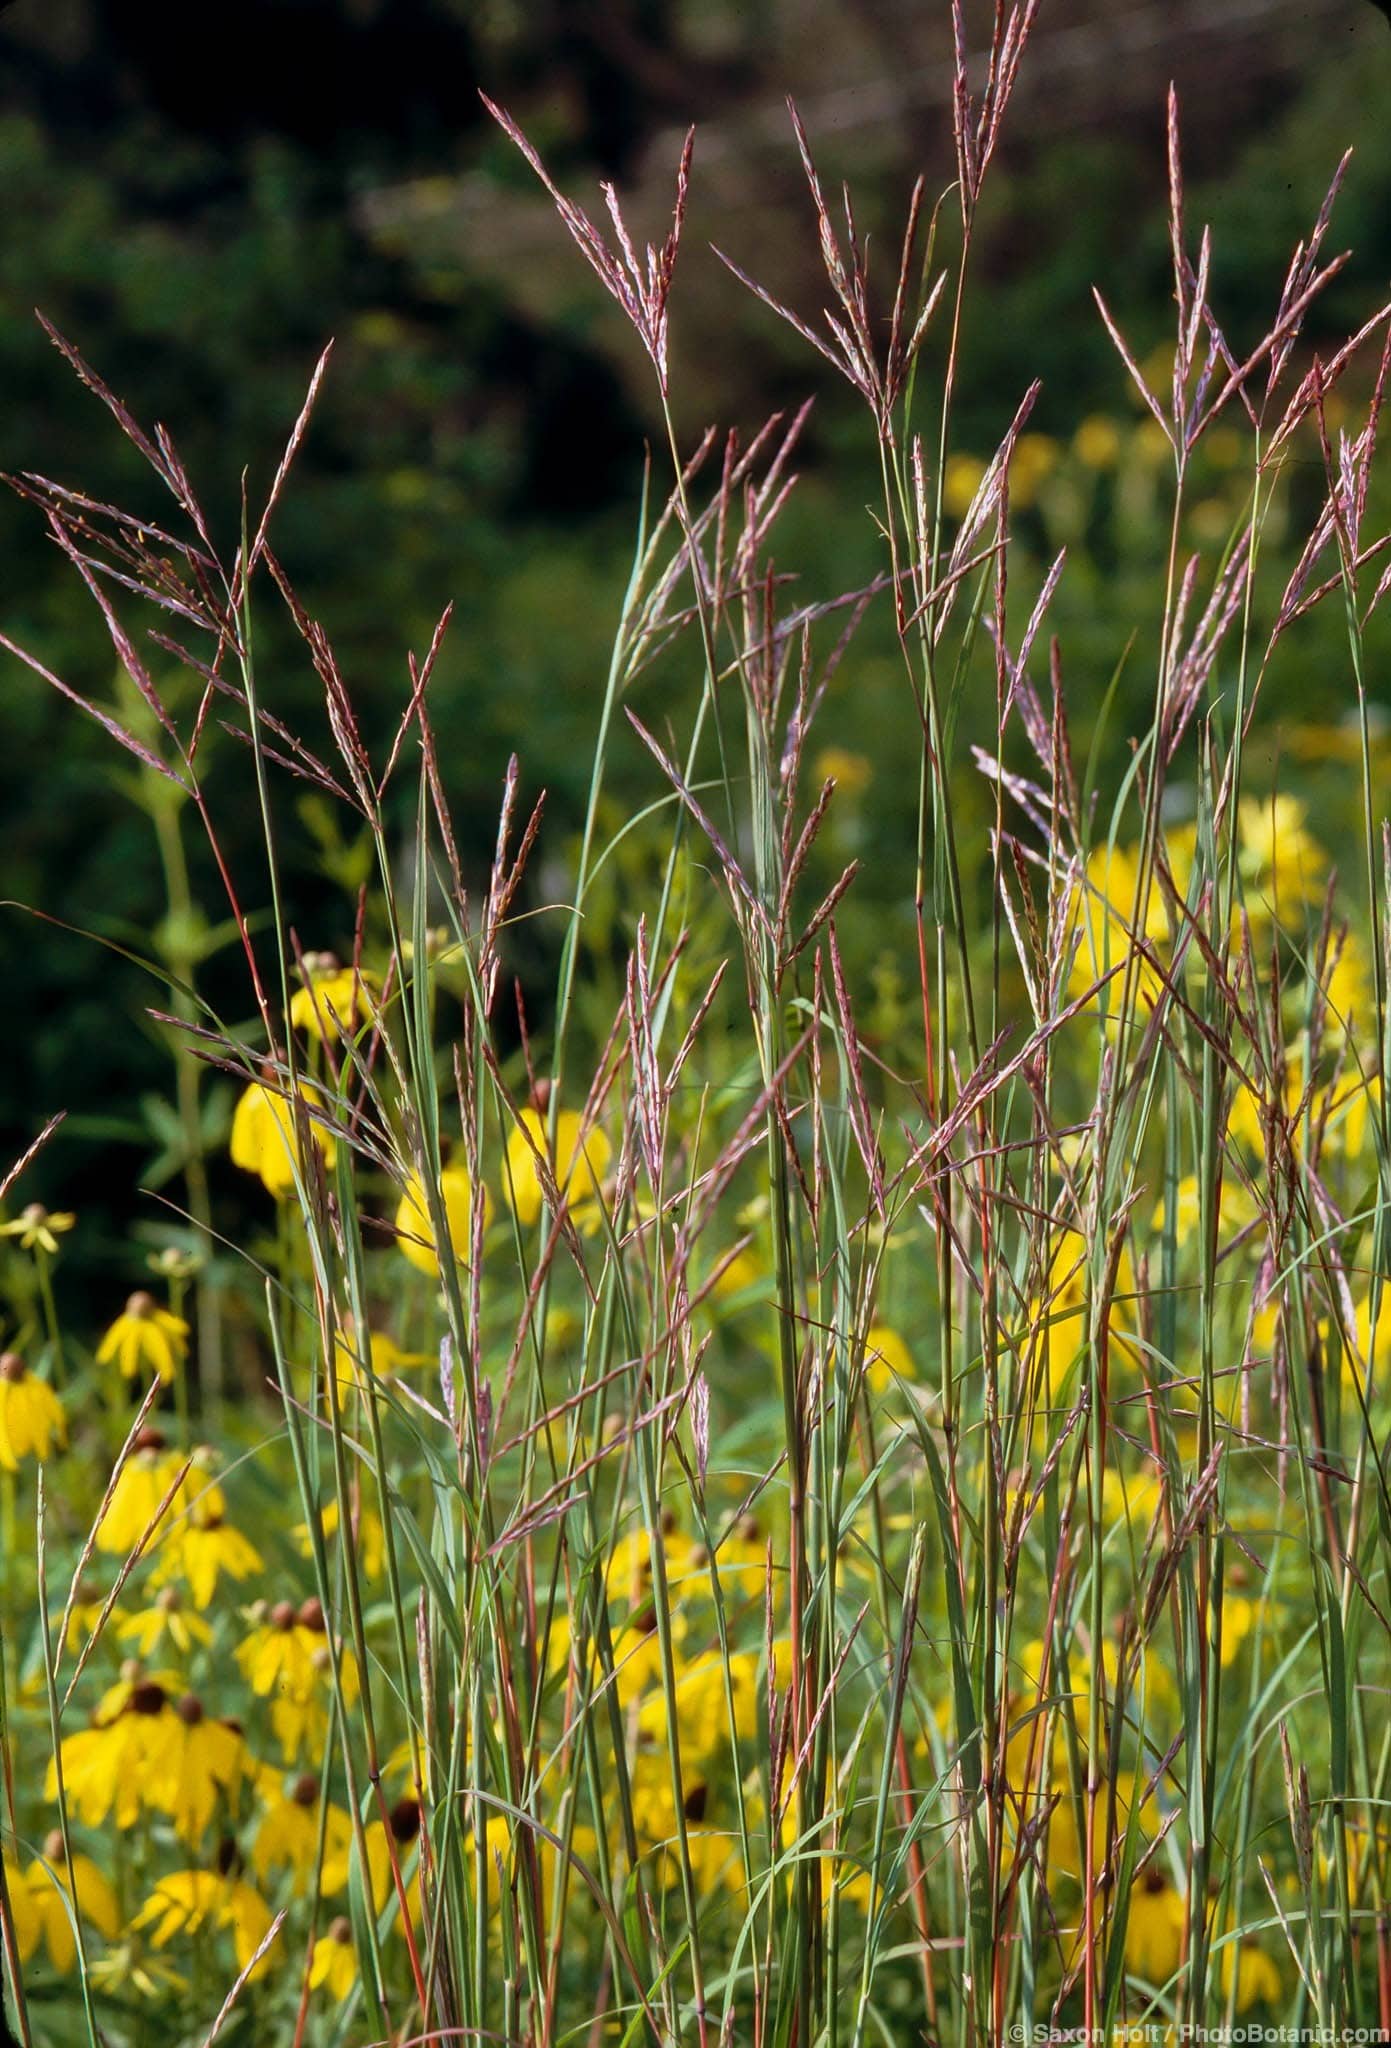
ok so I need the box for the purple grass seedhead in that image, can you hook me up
[481,95,694,397]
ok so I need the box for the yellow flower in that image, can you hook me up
[1029,1227,1139,1395]
[150,1695,248,1845]
[605,1521,699,1609]
[329,1321,427,1395]
[811,746,873,797]
[1100,1464,1165,1535]
[48,1679,178,1828]
[1074,415,1122,470]
[504,1107,611,1230]
[289,956,378,1042]
[95,1292,189,1384]
[608,1623,665,1708]
[863,1325,915,1393]
[309,1916,358,2000]
[1048,1769,1159,1885]
[230,1075,337,1199]
[1065,842,1170,1017]
[394,1163,489,1277]
[293,1495,386,1580]
[64,1594,107,1654]
[85,1945,186,2001]
[0,1203,76,1256]
[1226,1051,1308,1161]
[942,452,985,520]
[251,1774,354,1895]
[322,1803,423,1924]
[152,1506,264,1611]
[1124,1873,1186,1988]
[1150,1171,1257,1246]
[1222,1937,1281,2010]
[1214,1592,1277,1669]
[0,1351,65,1469]
[706,1514,769,1605]
[1010,431,1060,509]
[94,1436,213,1557]
[708,1246,764,1303]
[1321,1071,1381,1160]
[1236,792,1325,927]
[3,1854,40,1966]
[134,1869,280,1980]
[1319,931,1376,1046]
[94,1663,183,1725]
[23,1840,120,1971]
[627,1763,745,1899]
[638,1650,760,1763]
[236,1598,359,1761]
[96,1442,178,1555]
[116,1588,213,1659]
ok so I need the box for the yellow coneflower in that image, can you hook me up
[3,1853,40,1965]
[394,1162,490,1278]
[1236,792,1325,925]
[292,1495,386,1580]
[94,1661,183,1725]
[605,1519,698,1608]
[1074,413,1122,470]
[152,1505,264,1611]
[64,1585,108,1654]
[1026,1226,1139,1396]
[230,1074,336,1199]
[942,451,985,521]
[49,1677,178,1828]
[23,1835,120,1970]
[251,1772,353,1894]
[707,1245,763,1302]
[1122,1869,1187,1988]
[309,1915,358,1999]
[95,1292,189,1385]
[85,1944,187,2001]
[0,1351,65,1469]
[1222,1936,1282,2009]
[0,1203,76,1255]
[863,1324,915,1394]
[95,1433,201,1556]
[236,1597,359,1760]
[322,1798,423,1923]
[638,1648,760,1761]
[116,1587,212,1659]
[134,1865,279,1979]
[704,1513,769,1605]
[151,1694,248,1845]
[328,1320,428,1398]
[289,953,378,1043]
[504,1107,611,1230]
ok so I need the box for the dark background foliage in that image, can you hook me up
[2,0,1390,1303]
